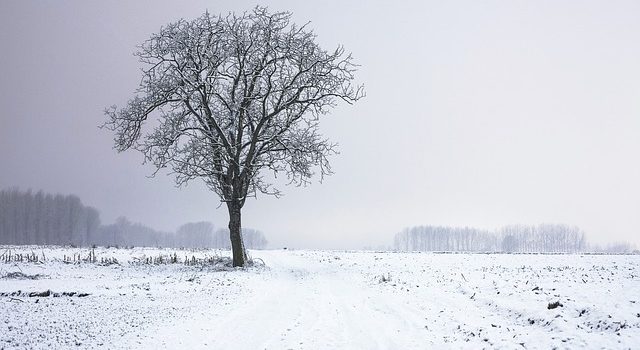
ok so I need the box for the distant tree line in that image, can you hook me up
[589,242,636,254]
[498,224,586,253]
[394,226,498,252]
[97,219,267,249]
[0,188,101,246]
[0,188,267,249]
[394,224,633,253]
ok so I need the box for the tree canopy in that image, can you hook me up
[104,7,363,266]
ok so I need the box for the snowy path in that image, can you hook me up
[126,251,433,349]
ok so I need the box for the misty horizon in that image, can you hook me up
[0,186,634,253]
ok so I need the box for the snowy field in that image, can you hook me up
[1,246,639,349]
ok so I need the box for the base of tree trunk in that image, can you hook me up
[228,203,248,267]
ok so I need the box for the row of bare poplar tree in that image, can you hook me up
[0,188,101,246]
[393,224,634,253]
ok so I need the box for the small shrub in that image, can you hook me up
[548,301,563,310]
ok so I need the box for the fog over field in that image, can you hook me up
[1,0,639,250]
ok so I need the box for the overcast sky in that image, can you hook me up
[1,0,639,249]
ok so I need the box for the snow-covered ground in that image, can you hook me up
[1,246,639,349]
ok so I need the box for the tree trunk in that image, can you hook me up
[227,201,248,267]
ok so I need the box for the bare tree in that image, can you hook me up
[103,7,363,266]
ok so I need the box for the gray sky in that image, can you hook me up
[1,0,639,249]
